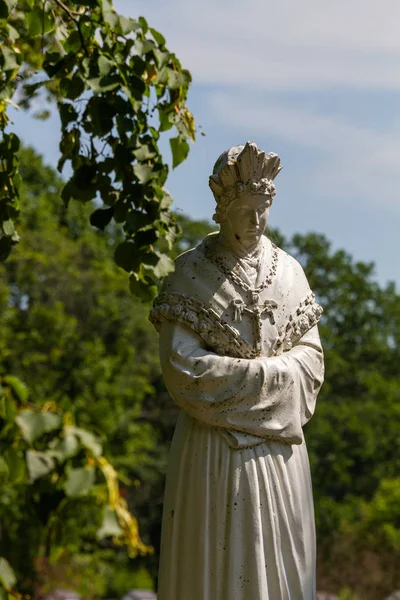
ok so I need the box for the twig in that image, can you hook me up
[53,0,81,17]
[53,0,89,57]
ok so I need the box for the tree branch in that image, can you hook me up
[53,0,89,57]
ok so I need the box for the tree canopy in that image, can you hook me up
[0,146,162,598]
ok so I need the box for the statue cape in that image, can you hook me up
[150,233,323,359]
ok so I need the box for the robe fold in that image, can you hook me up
[151,234,324,600]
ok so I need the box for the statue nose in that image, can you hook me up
[251,211,259,226]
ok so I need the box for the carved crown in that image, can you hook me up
[209,141,282,224]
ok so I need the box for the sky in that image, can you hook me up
[10,0,400,288]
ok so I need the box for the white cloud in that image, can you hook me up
[116,0,400,90]
[207,91,400,209]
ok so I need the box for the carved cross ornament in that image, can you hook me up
[231,294,278,353]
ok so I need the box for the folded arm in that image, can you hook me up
[160,321,324,443]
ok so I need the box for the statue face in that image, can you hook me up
[223,194,270,248]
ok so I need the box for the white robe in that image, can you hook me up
[153,235,324,600]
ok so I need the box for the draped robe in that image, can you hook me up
[150,233,324,600]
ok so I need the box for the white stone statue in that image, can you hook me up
[150,141,325,600]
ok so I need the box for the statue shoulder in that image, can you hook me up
[174,232,218,269]
[161,235,212,294]
[272,242,310,292]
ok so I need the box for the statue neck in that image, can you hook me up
[218,229,264,259]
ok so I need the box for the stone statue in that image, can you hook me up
[150,141,325,600]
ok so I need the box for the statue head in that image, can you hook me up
[209,141,282,250]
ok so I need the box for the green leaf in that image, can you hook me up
[134,228,159,248]
[16,410,62,444]
[66,426,102,457]
[87,96,116,136]
[26,450,55,482]
[3,375,28,403]
[6,23,19,43]
[129,273,157,302]
[0,237,11,261]
[26,8,41,36]
[64,30,82,53]
[0,557,16,589]
[125,209,154,233]
[3,131,19,153]
[114,240,137,272]
[178,108,196,142]
[101,0,118,27]
[0,1,9,19]
[0,457,9,484]
[150,27,166,47]
[0,394,16,423]
[49,433,80,463]
[0,45,20,71]
[132,145,156,161]
[134,39,155,56]
[166,68,189,90]
[170,136,190,169]
[2,219,14,237]
[43,53,66,78]
[3,448,26,483]
[59,102,78,128]
[159,109,176,132]
[97,506,123,539]
[73,164,97,191]
[119,15,139,35]
[90,207,114,231]
[60,74,85,100]
[26,7,53,36]
[138,16,148,34]
[153,49,170,69]
[143,251,174,279]
[64,466,95,497]
[98,54,113,77]
[126,75,146,99]
[33,109,51,120]
[87,75,120,93]
[133,163,154,184]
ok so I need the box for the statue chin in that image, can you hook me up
[226,230,265,256]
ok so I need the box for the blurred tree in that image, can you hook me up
[0,146,160,597]
[288,233,400,599]
[290,234,400,526]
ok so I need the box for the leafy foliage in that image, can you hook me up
[287,233,400,599]
[0,0,195,298]
[0,147,160,597]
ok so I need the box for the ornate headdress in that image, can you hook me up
[209,141,282,224]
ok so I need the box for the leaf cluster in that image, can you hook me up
[0,0,196,298]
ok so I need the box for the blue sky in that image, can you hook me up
[10,0,400,288]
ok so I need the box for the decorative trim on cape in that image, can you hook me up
[274,292,324,354]
[149,291,323,359]
[204,242,279,295]
[149,292,257,359]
